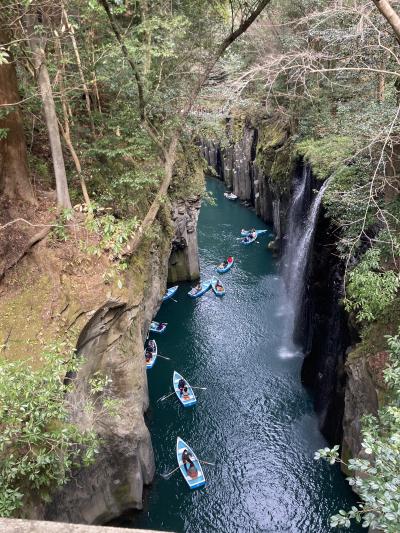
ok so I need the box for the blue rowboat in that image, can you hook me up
[173,371,196,408]
[149,321,167,333]
[211,276,225,297]
[145,340,157,370]
[176,437,206,490]
[188,279,212,298]
[163,285,178,302]
[240,229,268,237]
[216,256,234,274]
[241,233,257,245]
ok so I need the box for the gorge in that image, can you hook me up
[1,1,400,532]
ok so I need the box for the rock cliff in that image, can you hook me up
[43,235,171,524]
[0,203,182,524]
[200,115,293,245]
[168,197,201,282]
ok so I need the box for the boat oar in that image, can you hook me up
[191,387,207,390]
[171,298,178,303]
[161,465,180,479]
[199,460,215,466]
[157,391,175,402]
[158,354,171,360]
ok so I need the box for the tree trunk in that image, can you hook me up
[54,34,91,206]
[0,29,35,204]
[372,1,400,41]
[24,13,72,210]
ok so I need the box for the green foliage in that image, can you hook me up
[316,329,400,531]
[51,208,74,242]
[296,136,354,180]
[345,248,400,323]
[0,344,99,517]
[83,207,139,261]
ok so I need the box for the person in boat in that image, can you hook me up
[215,279,223,291]
[218,261,227,269]
[193,283,202,292]
[157,322,165,331]
[182,448,196,474]
[145,348,152,363]
[182,385,190,399]
[148,339,155,350]
[178,377,186,396]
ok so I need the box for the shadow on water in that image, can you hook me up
[119,178,361,533]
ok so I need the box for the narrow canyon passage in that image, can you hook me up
[127,178,360,533]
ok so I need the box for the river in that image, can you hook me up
[126,178,360,532]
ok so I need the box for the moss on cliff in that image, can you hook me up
[270,141,295,195]
[0,275,51,360]
[296,135,354,180]
[255,119,294,195]
[169,145,205,201]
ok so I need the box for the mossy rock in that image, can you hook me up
[170,145,205,201]
[270,141,295,195]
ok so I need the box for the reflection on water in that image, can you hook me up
[124,178,360,533]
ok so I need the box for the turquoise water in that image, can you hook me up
[127,178,360,532]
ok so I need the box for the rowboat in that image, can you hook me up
[145,340,157,370]
[241,233,257,245]
[240,229,269,237]
[176,437,206,490]
[188,279,212,298]
[211,276,225,296]
[163,285,178,302]
[224,192,237,201]
[149,321,167,333]
[173,371,197,407]
[216,256,234,274]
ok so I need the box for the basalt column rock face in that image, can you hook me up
[300,206,351,444]
[200,115,293,246]
[168,197,201,283]
[342,350,388,464]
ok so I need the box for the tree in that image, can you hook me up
[0,28,35,204]
[98,0,273,257]
[24,6,72,210]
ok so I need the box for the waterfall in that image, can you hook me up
[279,164,331,358]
